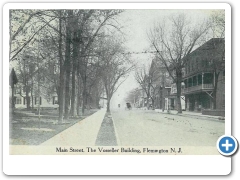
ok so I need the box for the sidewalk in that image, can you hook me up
[40,109,106,146]
[154,109,224,120]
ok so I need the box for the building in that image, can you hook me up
[148,57,188,111]
[13,84,59,109]
[182,38,225,112]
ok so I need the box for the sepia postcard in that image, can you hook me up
[3,2,231,175]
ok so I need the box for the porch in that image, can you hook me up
[182,72,214,94]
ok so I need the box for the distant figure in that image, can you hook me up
[118,104,120,108]
[126,103,132,110]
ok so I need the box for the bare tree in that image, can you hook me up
[148,13,210,113]
[135,61,162,110]
[135,65,152,109]
[9,10,56,61]
[210,10,225,38]
[99,38,133,113]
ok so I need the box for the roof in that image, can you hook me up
[187,38,224,58]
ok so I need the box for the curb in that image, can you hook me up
[177,113,225,121]
[154,110,224,122]
[111,114,121,146]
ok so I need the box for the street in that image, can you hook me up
[111,109,225,146]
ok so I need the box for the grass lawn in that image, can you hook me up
[10,109,98,145]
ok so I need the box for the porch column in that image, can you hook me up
[202,72,204,89]
[195,95,198,111]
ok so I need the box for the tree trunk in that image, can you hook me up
[31,80,34,110]
[176,70,182,113]
[70,69,76,117]
[76,59,82,116]
[64,69,71,120]
[58,10,65,123]
[213,72,219,109]
[96,97,100,109]
[58,61,65,122]
[162,74,165,112]
[70,31,80,117]
[162,97,165,112]
[26,88,31,109]
[11,84,15,110]
[64,10,73,120]
[77,76,82,116]
[107,98,111,113]
[82,74,87,115]
[152,98,155,110]
[146,94,150,110]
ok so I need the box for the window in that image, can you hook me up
[53,96,58,104]
[198,74,202,84]
[188,78,192,87]
[14,88,21,95]
[203,73,213,84]
[54,65,58,74]
[35,97,42,105]
[16,97,22,104]
[193,76,197,86]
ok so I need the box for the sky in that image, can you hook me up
[110,9,218,109]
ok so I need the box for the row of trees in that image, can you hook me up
[10,10,132,122]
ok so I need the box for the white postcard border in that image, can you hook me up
[3,2,231,175]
